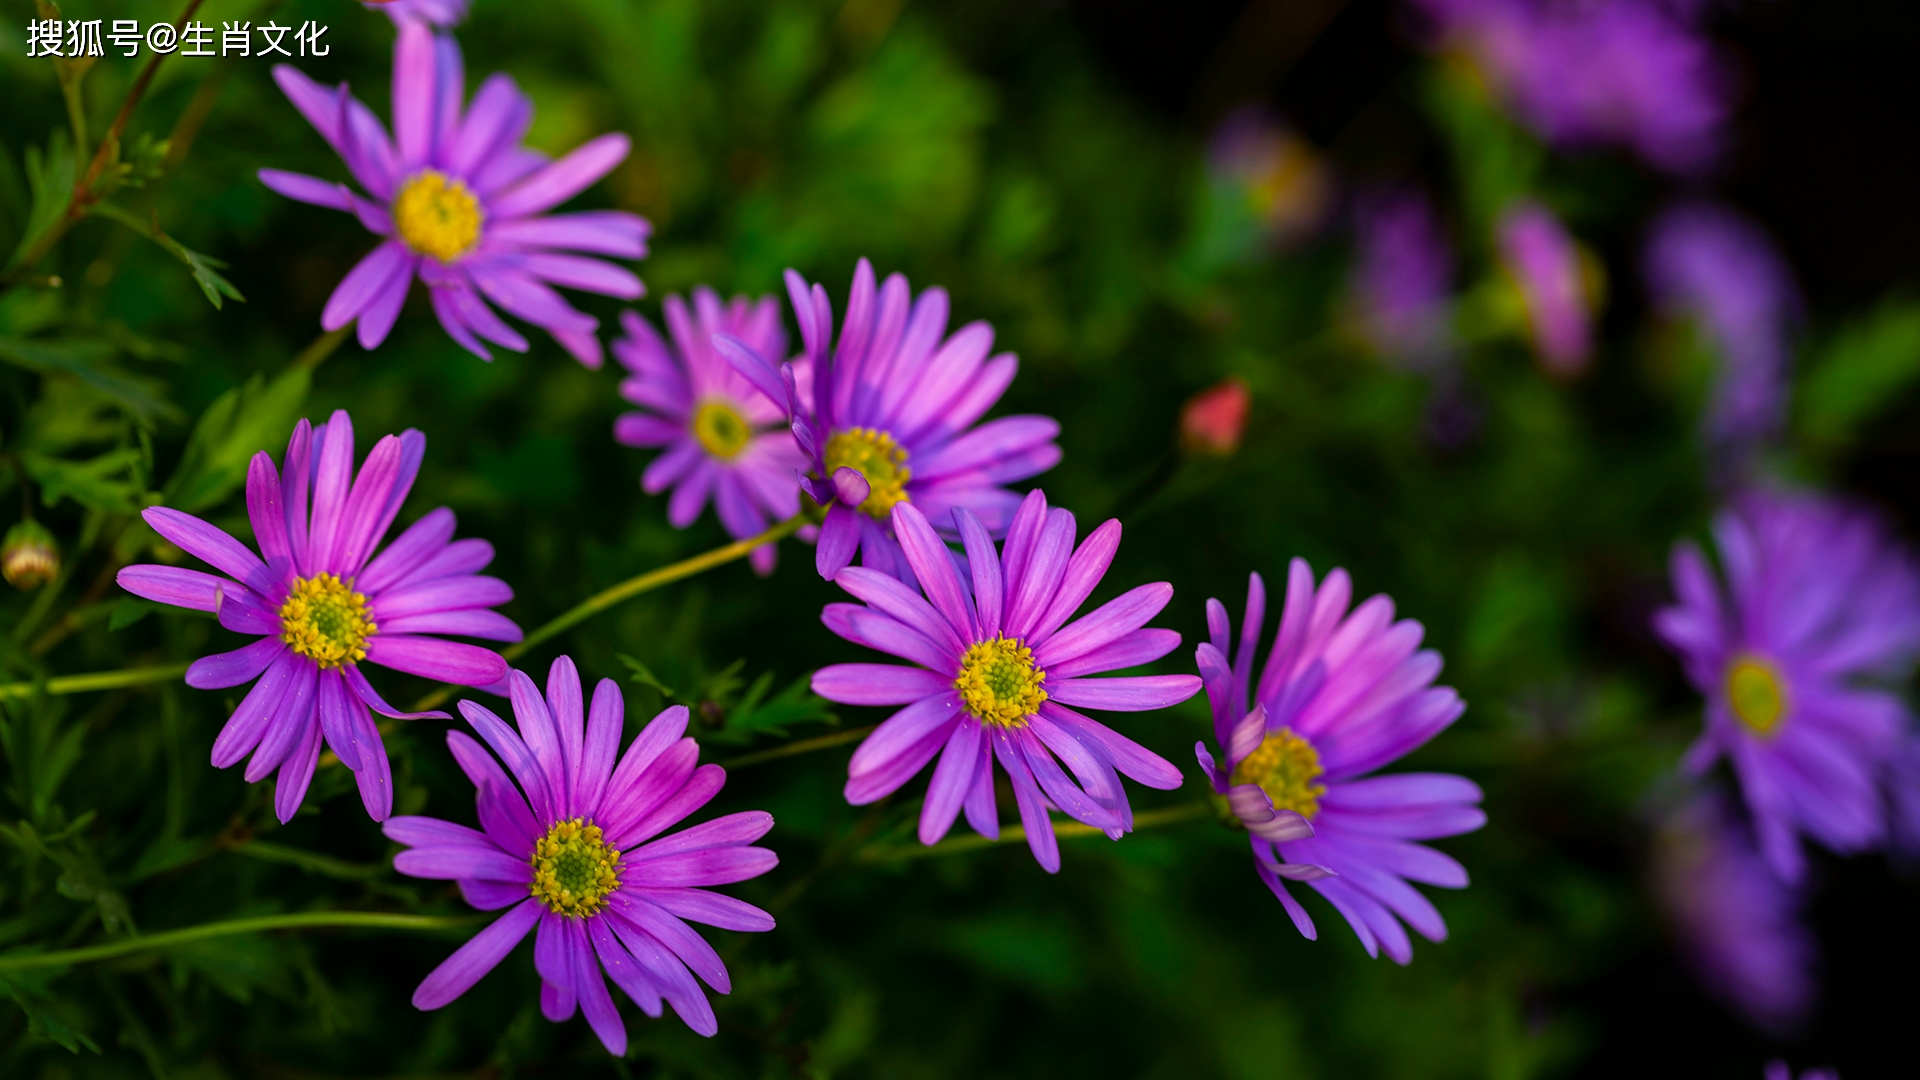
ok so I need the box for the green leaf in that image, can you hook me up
[1796,297,1920,451]
[90,201,245,310]
[706,671,838,746]
[616,653,678,697]
[20,447,149,514]
[161,368,312,513]
[0,334,183,427]
[0,975,101,1054]
[4,132,75,273]
[106,598,154,631]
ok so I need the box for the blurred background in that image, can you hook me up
[4,0,1919,1075]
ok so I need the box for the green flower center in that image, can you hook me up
[1726,654,1787,738]
[692,400,753,460]
[1230,728,1327,819]
[823,427,911,518]
[955,636,1047,728]
[393,170,483,262]
[279,573,376,669]
[531,818,622,917]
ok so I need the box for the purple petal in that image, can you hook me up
[812,664,951,706]
[489,133,631,219]
[847,695,963,778]
[141,508,270,594]
[628,846,777,887]
[993,732,1060,873]
[919,719,983,845]
[445,729,541,855]
[412,898,541,1009]
[117,564,233,612]
[321,242,412,333]
[365,636,507,686]
[491,211,651,259]
[1034,583,1175,669]
[316,667,364,773]
[272,707,325,824]
[186,637,286,690]
[575,678,625,819]
[210,651,304,768]
[628,886,775,933]
[358,506,457,595]
[607,762,726,852]
[1047,675,1202,712]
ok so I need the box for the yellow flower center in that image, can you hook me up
[823,427,911,518]
[530,818,622,918]
[1230,728,1327,819]
[692,400,753,461]
[278,573,376,669]
[1725,654,1787,738]
[955,636,1047,728]
[392,170,483,262]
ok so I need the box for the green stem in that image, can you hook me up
[718,724,877,771]
[291,325,352,372]
[410,513,806,712]
[0,662,190,701]
[856,802,1210,863]
[0,912,481,972]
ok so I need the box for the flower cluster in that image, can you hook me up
[99,0,1513,1058]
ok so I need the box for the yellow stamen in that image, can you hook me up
[279,573,376,669]
[1230,728,1327,819]
[823,427,911,518]
[392,170,483,262]
[692,400,753,461]
[1726,654,1788,738]
[530,818,623,918]
[955,636,1047,728]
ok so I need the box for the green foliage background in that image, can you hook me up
[2,0,1916,1076]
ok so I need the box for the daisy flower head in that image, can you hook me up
[612,289,808,575]
[1194,564,1480,964]
[116,410,519,823]
[1652,789,1815,1034]
[387,657,778,1052]
[718,259,1061,582]
[810,490,1198,872]
[364,0,468,28]
[1653,489,1920,883]
[1497,201,1596,377]
[1644,202,1800,454]
[261,22,650,367]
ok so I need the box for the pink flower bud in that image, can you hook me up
[1180,377,1251,456]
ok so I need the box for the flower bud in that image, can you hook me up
[1179,377,1251,456]
[3,521,59,590]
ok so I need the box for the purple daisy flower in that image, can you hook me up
[1414,0,1729,175]
[611,289,808,576]
[1498,202,1593,376]
[260,22,650,367]
[387,658,777,1052]
[1653,790,1816,1033]
[719,259,1061,582]
[115,410,518,823]
[1644,202,1800,453]
[1348,188,1453,367]
[1653,490,1920,883]
[366,0,467,27]
[1194,564,1480,964]
[809,491,1197,872]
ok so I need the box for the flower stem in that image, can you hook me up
[410,513,807,712]
[291,325,353,372]
[0,662,190,702]
[0,911,482,973]
[856,802,1210,863]
[718,725,877,771]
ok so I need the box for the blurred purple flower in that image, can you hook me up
[720,259,1060,582]
[1349,189,1454,366]
[1209,108,1336,248]
[261,22,650,366]
[390,658,777,1052]
[1498,202,1593,375]
[810,491,1197,873]
[1195,563,1481,964]
[1765,1061,1841,1080]
[116,410,517,823]
[1645,202,1800,451]
[613,289,808,575]
[1653,790,1816,1033]
[1654,490,1920,883]
[366,0,468,27]
[1415,0,1730,175]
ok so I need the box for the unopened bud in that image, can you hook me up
[3,521,59,590]
[1180,377,1251,456]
